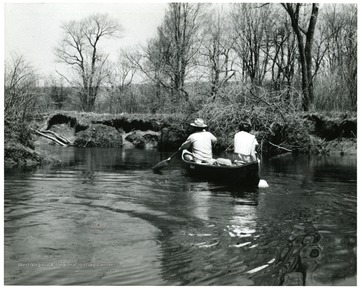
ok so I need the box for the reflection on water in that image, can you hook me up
[4,146,357,285]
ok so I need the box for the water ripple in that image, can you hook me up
[4,148,357,285]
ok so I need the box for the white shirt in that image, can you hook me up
[181,131,217,161]
[234,131,258,158]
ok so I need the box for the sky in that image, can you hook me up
[4,2,168,79]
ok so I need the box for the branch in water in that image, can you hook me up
[269,141,292,152]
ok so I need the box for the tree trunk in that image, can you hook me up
[305,4,319,105]
[295,29,310,111]
[283,3,319,111]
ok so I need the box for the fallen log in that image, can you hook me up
[39,130,71,144]
[269,141,292,152]
[34,130,68,146]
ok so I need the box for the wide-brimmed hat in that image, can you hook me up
[190,118,208,128]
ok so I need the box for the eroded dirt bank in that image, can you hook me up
[5,111,357,167]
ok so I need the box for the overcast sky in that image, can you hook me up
[4,2,168,79]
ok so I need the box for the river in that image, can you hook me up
[4,146,357,285]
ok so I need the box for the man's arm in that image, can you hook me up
[211,133,217,144]
[180,135,193,150]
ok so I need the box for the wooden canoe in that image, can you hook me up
[181,151,260,186]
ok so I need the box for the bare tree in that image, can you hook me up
[282,3,319,111]
[164,3,202,103]
[4,53,39,121]
[199,5,236,100]
[44,75,70,110]
[54,13,123,111]
[125,41,168,113]
[106,50,136,113]
[260,6,298,91]
[230,3,272,85]
[317,4,357,110]
[126,3,203,112]
[154,3,203,105]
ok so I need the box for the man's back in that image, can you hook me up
[234,131,257,158]
[186,131,217,161]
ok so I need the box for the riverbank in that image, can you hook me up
[4,111,356,168]
[4,120,61,168]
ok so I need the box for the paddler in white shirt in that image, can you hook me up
[234,122,258,164]
[180,118,217,164]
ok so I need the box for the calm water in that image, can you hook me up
[4,146,357,285]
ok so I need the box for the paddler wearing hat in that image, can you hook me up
[180,118,217,164]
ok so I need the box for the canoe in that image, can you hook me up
[181,151,260,186]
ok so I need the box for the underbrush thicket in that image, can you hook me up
[5,119,35,149]
[191,86,311,154]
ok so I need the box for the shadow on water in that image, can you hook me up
[4,146,357,286]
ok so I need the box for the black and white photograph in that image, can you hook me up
[3,1,357,286]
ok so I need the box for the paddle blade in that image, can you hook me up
[152,158,170,171]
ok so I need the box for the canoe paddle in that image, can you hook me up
[152,149,181,172]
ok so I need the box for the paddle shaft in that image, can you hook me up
[152,149,181,171]
[167,150,180,160]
